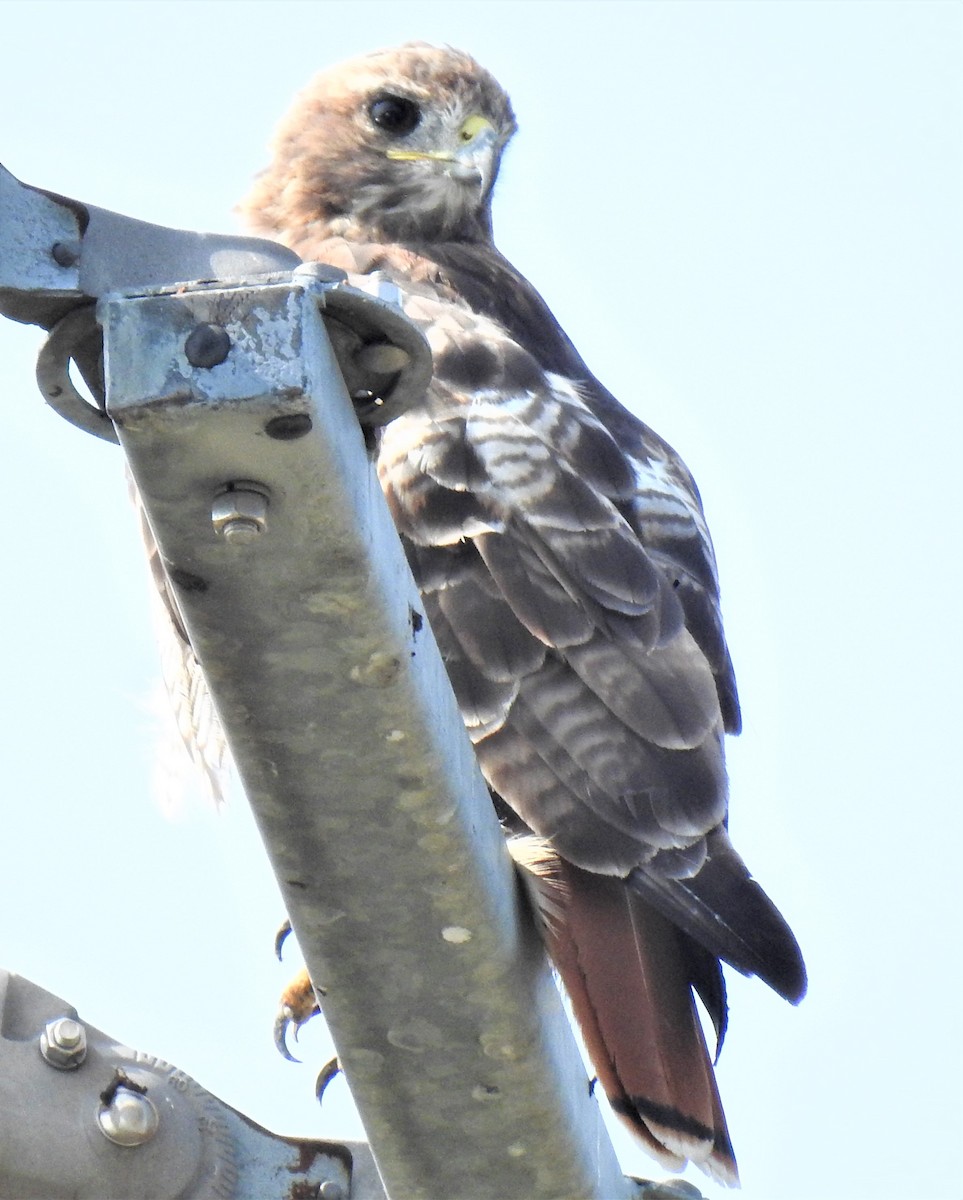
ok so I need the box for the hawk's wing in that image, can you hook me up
[239,226,805,1184]
[230,43,806,1185]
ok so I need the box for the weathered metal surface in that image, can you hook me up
[0,969,363,1200]
[0,161,300,329]
[104,278,635,1200]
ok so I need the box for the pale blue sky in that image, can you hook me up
[1,4,960,1198]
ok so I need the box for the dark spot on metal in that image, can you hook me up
[51,241,80,268]
[287,879,307,890]
[266,413,313,440]
[169,568,208,594]
[184,323,231,368]
[409,607,424,636]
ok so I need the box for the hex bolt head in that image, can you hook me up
[212,484,270,543]
[98,1089,160,1147]
[184,323,232,368]
[40,1017,87,1069]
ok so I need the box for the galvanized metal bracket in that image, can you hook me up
[0,968,376,1200]
[0,161,301,329]
[30,268,433,443]
[1,163,433,441]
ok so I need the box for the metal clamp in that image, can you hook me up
[0,968,376,1200]
[29,272,433,444]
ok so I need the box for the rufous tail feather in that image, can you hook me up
[512,837,739,1186]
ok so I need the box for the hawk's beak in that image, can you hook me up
[386,115,497,190]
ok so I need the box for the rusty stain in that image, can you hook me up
[287,1137,352,1175]
[288,1183,321,1200]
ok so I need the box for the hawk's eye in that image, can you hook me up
[369,94,421,137]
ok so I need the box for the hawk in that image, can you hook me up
[235,43,806,1185]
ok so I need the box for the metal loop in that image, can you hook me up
[34,282,430,443]
[35,305,118,444]
[313,282,433,427]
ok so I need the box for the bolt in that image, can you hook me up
[40,1017,87,1069]
[212,484,270,543]
[51,241,81,268]
[319,1183,345,1200]
[98,1087,159,1147]
[184,322,231,368]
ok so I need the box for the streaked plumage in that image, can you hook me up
[234,43,805,1184]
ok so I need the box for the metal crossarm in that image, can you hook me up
[0,162,300,328]
[99,274,636,1200]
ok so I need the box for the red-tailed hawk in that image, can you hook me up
[239,43,805,1186]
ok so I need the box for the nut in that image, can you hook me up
[40,1017,87,1069]
[212,484,270,543]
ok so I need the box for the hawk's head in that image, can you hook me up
[242,44,517,248]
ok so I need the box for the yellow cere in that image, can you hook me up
[458,115,492,143]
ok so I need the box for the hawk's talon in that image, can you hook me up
[273,1004,303,1063]
[275,919,292,962]
[275,966,322,1061]
[315,1055,342,1105]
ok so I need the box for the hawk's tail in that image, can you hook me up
[512,840,739,1186]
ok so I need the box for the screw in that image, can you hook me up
[212,484,270,543]
[98,1087,159,1147]
[184,323,231,368]
[40,1017,87,1069]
